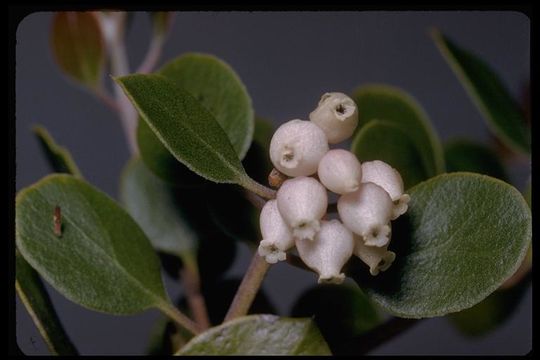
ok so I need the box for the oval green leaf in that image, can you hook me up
[351,119,429,189]
[442,145,529,336]
[205,184,260,244]
[291,284,381,350]
[350,172,531,318]
[448,267,531,337]
[115,74,255,188]
[159,53,254,159]
[523,178,531,207]
[120,157,198,259]
[242,116,275,185]
[16,249,79,355]
[32,125,82,178]
[351,84,444,177]
[137,118,206,186]
[146,315,177,355]
[16,174,169,315]
[137,53,255,186]
[431,30,530,154]
[444,138,509,181]
[176,315,331,355]
[50,12,105,88]
[206,117,274,244]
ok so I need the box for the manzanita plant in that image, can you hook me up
[15,12,531,355]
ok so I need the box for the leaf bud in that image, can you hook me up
[268,168,289,189]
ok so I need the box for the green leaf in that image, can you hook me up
[16,249,79,355]
[159,53,254,159]
[351,119,429,189]
[137,118,206,186]
[351,84,445,177]
[147,203,237,284]
[441,144,529,337]
[136,53,256,186]
[205,184,260,244]
[115,74,263,195]
[431,30,530,154]
[16,174,170,315]
[50,11,105,88]
[153,278,276,355]
[242,116,275,185]
[205,117,274,244]
[251,116,274,148]
[448,271,531,337]
[149,12,174,36]
[119,157,198,258]
[146,315,175,355]
[176,315,331,355]
[444,139,509,181]
[523,178,531,207]
[350,172,531,318]
[291,284,381,350]
[32,125,82,178]
[145,314,190,355]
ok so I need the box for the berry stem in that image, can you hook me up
[241,177,276,200]
[179,254,211,330]
[224,252,270,322]
[157,300,201,337]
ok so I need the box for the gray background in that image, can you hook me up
[15,11,531,355]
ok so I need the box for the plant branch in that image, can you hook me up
[179,255,211,330]
[157,301,201,337]
[242,177,276,200]
[137,33,166,74]
[224,252,270,322]
[332,317,421,355]
[244,189,266,210]
[93,85,119,112]
[97,11,139,155]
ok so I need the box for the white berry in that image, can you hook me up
[318,149,362,195]
[354,235,396,276]
[258,200,295,264]
[269,119,329,177]
[296,219,354,284]
[277,176,328,241]
[337,182,393,247]
[309,92,358,144]
[361,160,410,220]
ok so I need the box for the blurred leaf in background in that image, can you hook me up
[50,12,105,89]
[431,29,530,155]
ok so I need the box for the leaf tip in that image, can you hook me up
[111,74,123,84]
[428,27,442,41]
[31,123,46,136]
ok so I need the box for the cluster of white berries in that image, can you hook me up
[258,92,410,284]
